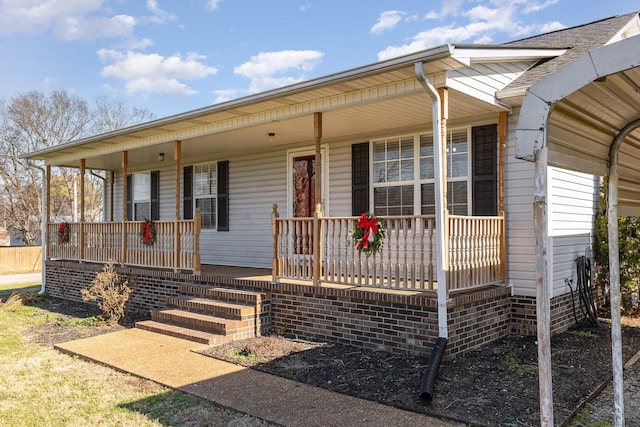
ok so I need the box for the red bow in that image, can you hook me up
[356,213,378,250]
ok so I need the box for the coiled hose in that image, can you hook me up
[568,255,599,327]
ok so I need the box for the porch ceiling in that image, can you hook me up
[24,43,548,171]
[516,35,640,216]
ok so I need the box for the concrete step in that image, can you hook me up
[165,295,256,320]
[135,320,233,345]
[151,308,248,335]
[178,283,270,305]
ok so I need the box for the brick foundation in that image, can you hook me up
[43,260,515,358]
[511,289,606,336]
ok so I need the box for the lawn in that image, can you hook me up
[0,283,271,427]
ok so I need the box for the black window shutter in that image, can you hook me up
[183,166,193,220]
[150,170,160,220]
[352,142,369,216]
[126,174,132,221]
[472,124,497,216]
[217,160,229,231]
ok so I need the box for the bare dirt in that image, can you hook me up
[24,296,640,427]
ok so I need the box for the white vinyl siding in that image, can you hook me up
[504,108,537,296]
[504,108,598,298]
[548,167,598,298]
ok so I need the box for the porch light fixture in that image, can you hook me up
[268,132,275,141]
[158,153,165,162]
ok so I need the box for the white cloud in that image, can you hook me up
[54,14,136,41]
[213,88,242,104]
[370,10,404,34]
[378,0,565,61]
[146,0,177,24]
[523,0,559,14]
[234,50,324,93]
[98,49,218,96]
[0,0,139,41]
[206,0,221,11]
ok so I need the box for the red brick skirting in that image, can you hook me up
[43,260,588,358]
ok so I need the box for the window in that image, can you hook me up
[133,173,150,221]
[126,171,159,221]
[183,161,229,231]
[194,163,217,229]
[368,125,495,216]
[372,136,415,216]
[420,129,469,215]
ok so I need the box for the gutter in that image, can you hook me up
[22,45,457,161]
[414,61,448,339]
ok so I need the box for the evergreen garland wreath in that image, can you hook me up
[57,222,70,244]
[140,218,156,246]
[350,212,385,256]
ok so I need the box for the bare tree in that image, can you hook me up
[0,90,155,244]
[92,96,155,134]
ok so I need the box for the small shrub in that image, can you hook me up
[81,261,132,325]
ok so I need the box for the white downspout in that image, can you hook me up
[26,160,46,294]
[415,62,448,339]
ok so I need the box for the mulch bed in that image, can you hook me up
[200,323,640,426]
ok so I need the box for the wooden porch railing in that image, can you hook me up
[272,206,506,292]
[47,213,201,273]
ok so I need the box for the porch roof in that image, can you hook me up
[22,44,562,171]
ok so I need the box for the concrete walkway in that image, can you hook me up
[0,272,42,286]
[55,329,461,427]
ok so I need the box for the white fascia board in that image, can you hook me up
[452,47,567,64]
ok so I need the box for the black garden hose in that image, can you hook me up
[569,255,599,327]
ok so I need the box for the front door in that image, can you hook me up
[293,155,315,217]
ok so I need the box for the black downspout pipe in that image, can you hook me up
[419,337,447,401]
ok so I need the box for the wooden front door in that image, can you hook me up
[293,155,316,217]
[293,155,315,255]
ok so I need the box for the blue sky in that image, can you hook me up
[0,0,636,118]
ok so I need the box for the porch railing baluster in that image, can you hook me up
[46,217,200,273]
[273,212,505,293]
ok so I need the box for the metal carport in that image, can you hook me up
[516,35,640,426]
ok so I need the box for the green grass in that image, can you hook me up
[0,283,41,300]
[0,284,257,427]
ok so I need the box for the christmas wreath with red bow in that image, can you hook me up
[350,212,386,256]
[140,218,156,246]
[57,222,70,244]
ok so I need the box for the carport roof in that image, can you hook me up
[516,28,640,215]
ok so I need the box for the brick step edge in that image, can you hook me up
[136,320,233,346]
[151,309,241,335]
[178,283,270,304]
[165,295,256,319]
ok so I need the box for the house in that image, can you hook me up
[22,12,640,365]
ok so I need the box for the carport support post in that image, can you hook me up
[606,120,640,426]
[534,147,553,426]
[607,161,624,426]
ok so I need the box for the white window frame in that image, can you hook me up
[132,172,151,221]
[193,162,218,230]
[370,127,472,216]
